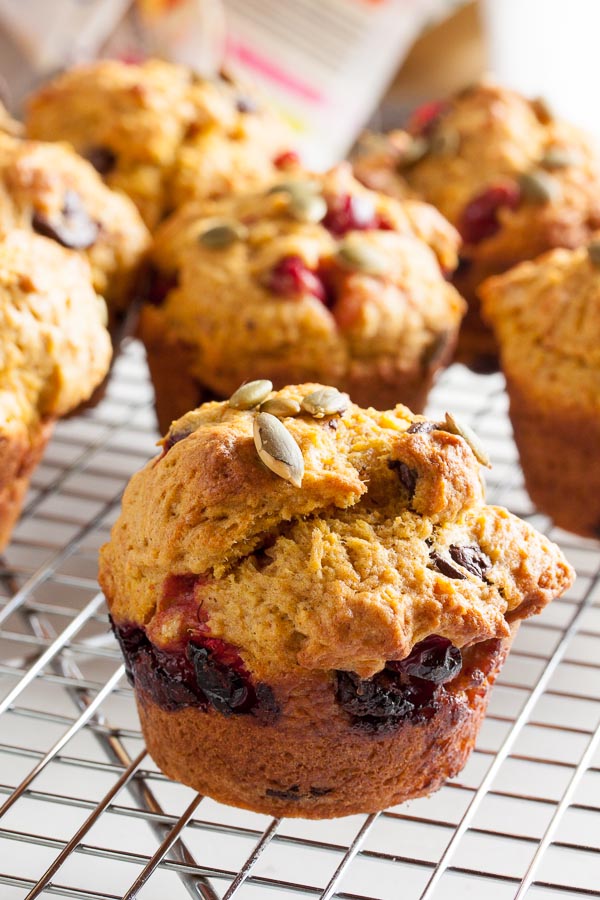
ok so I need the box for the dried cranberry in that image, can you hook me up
[335,635,462,733]
[408,100,448,136]
[32,189,99,250]
[388,459,417,498]
[388,635,462,684]
[267,255,326,302]
[84,145,117,175]
[458,183,521,245]
[142,266,178,306]
[162,573,206,604]
[448,545,491,580]
[322,193,382,236]
[188,644,249,714]
[111,620,280,721]
[274,150,300,169]
[429,550,466,580]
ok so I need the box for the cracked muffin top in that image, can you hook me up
[99,382,574,680]
[0,130,150,315]
[26,59,294,228]
[480,241,600,413]
[353,79,600,267]
[0,230,112,430]
[145,163,464,400]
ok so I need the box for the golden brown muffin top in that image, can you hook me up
[353,79,600,264]
[480,241,600,412]
[26,59,294,227]
[100,383,573,678]
[0,130,150,312]
[146,164,464,397]
[0,230,112,429]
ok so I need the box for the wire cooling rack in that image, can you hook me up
[0,338,599,900]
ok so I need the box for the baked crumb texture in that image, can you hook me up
[481,242,600,537]
[0,230,112,549]
[353,79,600,370]
[100,385,573,816]
[26,59,295,229]
[140,163,464,431]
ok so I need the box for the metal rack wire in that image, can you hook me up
[0,339,598,900]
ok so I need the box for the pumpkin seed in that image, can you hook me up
[518,170,560,204]
[267,179,320,197]
[229,379,273,410]
[199,220,248,248]
[301,387,349,418]
[430,128,460,156]
[541,145,583,170]
[531,96,554,124]
[288,191,327,224]
[587,240,600,268]
[253,412,304,487]
[336,238,388,276]
[397,136,429,169]
[260,396,301,417]
[444,412,491,468]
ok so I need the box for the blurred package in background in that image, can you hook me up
[0,0,464,166]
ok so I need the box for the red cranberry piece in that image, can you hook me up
[274,149,300,169]
[142,265,178,307]
[188,644,249,714]
[162,573,206,604]
[84,145,117,175]
[322,193,380,236]
[458,184,521,245]
[408,100,448,136]
[268,255,326,302]
[389,635,462,684]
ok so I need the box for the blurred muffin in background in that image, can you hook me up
[26,59,296,229]
[139,163,465,431]
[353,79,600,370]
[480,239,600,538]
[0,230,111,551]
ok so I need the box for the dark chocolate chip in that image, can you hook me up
[407,420,437,435]
[236,96,259,114]
[84,145,117,175]
[388,459,417,498]
[32,189,99,250]
[448,545,491,579]
[429,551,466,580]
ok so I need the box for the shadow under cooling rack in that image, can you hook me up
[0,340,599,900]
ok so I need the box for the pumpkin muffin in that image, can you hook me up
[99,382,574,817]
[0,129,150,324]
[353,79,600,370]
[140,163,464,432]
[26,59,294,229]
[0,230,111,551]
[480,240,600,537]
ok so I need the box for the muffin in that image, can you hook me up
[99,382,574,818]
[0,128,150,324]
[26,59,294,229]
[480,240,600,537]
[0,230,112,550]
[353,79,600,369]
[140,163,464,432]
[0,102,23,137]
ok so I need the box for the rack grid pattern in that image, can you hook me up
[0,339,598,900]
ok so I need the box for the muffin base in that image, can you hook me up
[140,304,458,433]
[136,635,512,818]
[0,420,54,552]
[508,378,600,537]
